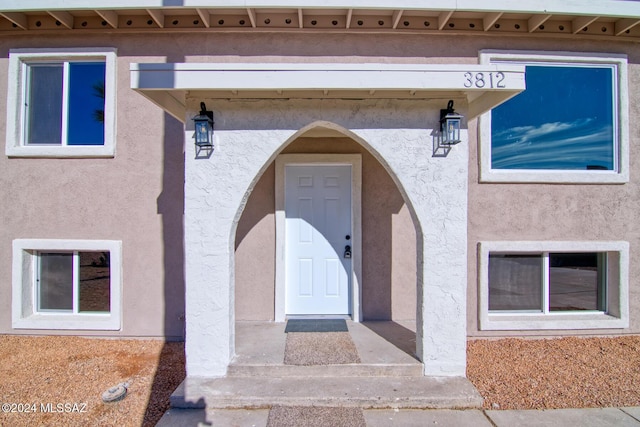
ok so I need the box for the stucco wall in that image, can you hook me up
[183,96,469,376]
[0,37,187,339]
[0,31,638,342]
[465,41,640,338]
[234,137,417,322]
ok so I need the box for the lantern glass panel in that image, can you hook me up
[444,117,461,144]
[195,120,210,145]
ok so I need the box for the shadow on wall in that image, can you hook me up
[156,111,186,340]
[234,136,418,322]
[142,112,187,424]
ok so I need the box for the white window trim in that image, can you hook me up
[478,50,628,184]
[478,241,629,331]
[12,239,122,330]
[6,48,117,158]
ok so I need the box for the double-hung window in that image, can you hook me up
[479,51,628,183]
[6,48,116,157]
[12,239,122,330]
[478,241,629,330]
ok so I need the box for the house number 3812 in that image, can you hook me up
[463,72,506,88]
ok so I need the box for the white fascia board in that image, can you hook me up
[131,62,525,92]
[131,62,525,121]
[3,0,640,18]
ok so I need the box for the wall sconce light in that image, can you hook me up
[439,100,463,145]
[192,102,214,157]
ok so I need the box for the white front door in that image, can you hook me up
[285,164,352,315]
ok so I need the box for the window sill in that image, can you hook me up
[481,312,628,331]
[479,168,629,184]
[6,145,114,158]
[12,313,121,331]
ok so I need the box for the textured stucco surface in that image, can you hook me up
[184,98,468,376]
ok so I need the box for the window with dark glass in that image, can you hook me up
[489,252,606,313]
[37,251,110,313]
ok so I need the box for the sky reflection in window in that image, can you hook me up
[68,62,105,146]
[491,65,614,170]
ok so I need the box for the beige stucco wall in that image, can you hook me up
[467,119,640,337]
[234,136,418,321]
[0,36,187,338]
[0,31,638,338]
[464,40,640,338]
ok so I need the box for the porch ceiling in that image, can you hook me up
[130,62,526,122]
[1,1,639,40]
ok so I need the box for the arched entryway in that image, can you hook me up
[235,125,418,332]
[181,97,470,378]
[133,61,523,378]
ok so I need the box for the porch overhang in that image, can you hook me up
[130,63,525,122]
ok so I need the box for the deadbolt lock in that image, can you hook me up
[344,245,352,259]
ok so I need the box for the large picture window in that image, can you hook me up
[479,51,628,183]
[478,241,629,331]
[12,239,121,330]
[6,48,116,157]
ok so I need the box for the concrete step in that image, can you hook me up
[170,375,483,410]
[227,362,424,378]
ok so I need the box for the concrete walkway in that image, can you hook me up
[157,322,640,426]
[158,406,640,426]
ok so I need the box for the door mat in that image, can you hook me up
[284,332,361,365]
[285,319,348,333]
[267,406,365,427]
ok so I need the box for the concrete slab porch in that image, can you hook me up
[229,320,423,377]
[168,321,482,413]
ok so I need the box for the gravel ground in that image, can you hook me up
[1,335,639,426]
[0,336,184,427]
[467,336,640,410]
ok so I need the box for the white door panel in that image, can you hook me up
[285,165,352,315]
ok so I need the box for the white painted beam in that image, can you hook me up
[391,10,403,29]
[528,14,551,32]
[0,12,27,29]
[135,90,186,123]
[146,9,164,28]
[48,10,73,29]
[196,8,210,28]
[438,10,453,31]
[132,63,525,88]
[298,8,303,28]
[483,12,502,32]
[96,10,118,28]
[615,18,640,36]
[246,8,256,27]
[572,15,598,34]
[468,91,519,119]
[346,8,352,29]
